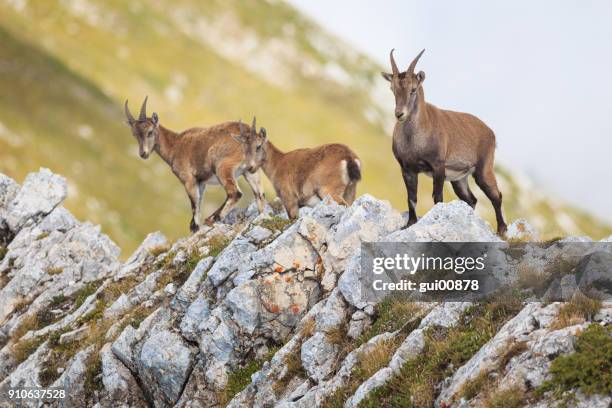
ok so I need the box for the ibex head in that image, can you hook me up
[381,49,426,122]
[234,116,267,173]
[124,96,159,159]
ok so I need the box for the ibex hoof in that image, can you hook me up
[403,218,418,229]
[189,220,199,233]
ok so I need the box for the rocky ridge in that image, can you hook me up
[0,169,610,408]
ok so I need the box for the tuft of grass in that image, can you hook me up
[536,324,611,404]
[482,386,525,408]
[72,280,104,311]
[83,353,103,400]
[357,297,421,346]
[458,369,490,401]
[300,317,315,338]
[323,337,400,408]
[258,216,293,233]
[49,294,66,308]
[325,325,347,346]
[205,235,232,258]
[10,313,39,343]
[551,292,601,330]
[218,347,280,406]
[12,335,47,364]
[147,243,171,257]
[273,348,308,397]
[100,276,139,304]
[45,266,63,276]
[0,246,7,262]
[358,300,523,408]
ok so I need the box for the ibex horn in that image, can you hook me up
[239,119,245,136]
[407,49,425,74]
[390,48,399,76]
[124,100,135,124]
[138,96,148,121]
[251,116,257,133]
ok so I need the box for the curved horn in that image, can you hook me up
[138,96,148,121]
[390,48,399,76]
[407,49,425,74]
[124,100,135,124]
[239,119,245,136]
[251,116,257,133]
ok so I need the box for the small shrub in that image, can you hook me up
[49,294,66,308]
[258,216,293,233]
[482,386,525,408]
[551,292,601,330]
[458,369,489,401]
[148,243,171,257]
[536,324,611,402]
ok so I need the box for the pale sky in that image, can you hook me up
[288,0,612,222]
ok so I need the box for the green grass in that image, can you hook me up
[219,347,280,406]
[357,297,421,346]
[536,324,611,404]
[358,301,523,408]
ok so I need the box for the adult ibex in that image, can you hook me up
[382,49,507,235]
[235,117,361,219]
[124,97,265,232]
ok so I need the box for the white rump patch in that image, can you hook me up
[340,160,349,185]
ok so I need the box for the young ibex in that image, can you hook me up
[124,97,265,232]
[382,49,507,235]
[235,118,361,219]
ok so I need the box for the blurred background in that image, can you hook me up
[0,0,609,256]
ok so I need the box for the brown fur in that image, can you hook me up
[382,50,507,235]
[235,120,361,219]
[125,99,264,232]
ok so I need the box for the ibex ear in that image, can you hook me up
[259,127,267,141]
[381,72,393,82]
[416,71,426,84]
[152,112,159,125]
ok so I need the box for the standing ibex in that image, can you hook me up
[235,117,361,219]
[124,97,265,232]
[382,49,507,235]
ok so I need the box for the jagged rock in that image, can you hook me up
[322,195,404,290]
[388,200,502,242]
[575,251,612,300]
[51,346,93,408]
[245,225,273,243]
[301,332,339,383]
[207,238,257,287]
[180,295,210,342]
[100,343,147,408]
[5,168,67,233]
[1,168,608,408]
[59,326,89,345]
[117,231,167,279]
[506,218,540,241]
[138,330,196,406]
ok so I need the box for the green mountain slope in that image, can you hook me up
[0,0,609,254]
